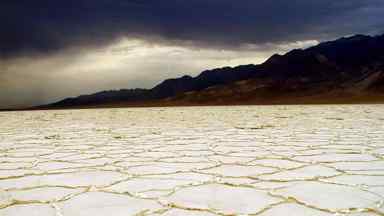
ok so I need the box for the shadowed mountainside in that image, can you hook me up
[37,33,384,109]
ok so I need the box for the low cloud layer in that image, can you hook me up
[2,38,311,108]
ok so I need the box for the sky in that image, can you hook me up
[1,1,384,108]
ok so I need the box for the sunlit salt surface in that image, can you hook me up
[0,105,384,215]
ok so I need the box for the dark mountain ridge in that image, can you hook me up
[39,33,384,109]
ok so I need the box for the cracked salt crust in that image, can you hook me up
[0,105,384,215]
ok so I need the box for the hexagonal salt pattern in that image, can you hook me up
[1,105,384,215]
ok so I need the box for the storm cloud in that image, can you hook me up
[1,1,384,108]
[2,0,384,58]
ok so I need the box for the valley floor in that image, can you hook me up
[0,105,384,215]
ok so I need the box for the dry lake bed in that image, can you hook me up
[0,105,384,216]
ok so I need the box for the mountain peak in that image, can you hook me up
[264,54,283,64]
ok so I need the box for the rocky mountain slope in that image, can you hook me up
[39,34,384,109]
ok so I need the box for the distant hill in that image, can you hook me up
[37,33,384,109]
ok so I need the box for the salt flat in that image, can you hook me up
[0,105,384,216]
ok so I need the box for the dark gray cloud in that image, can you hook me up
[2,0,384,58]
[1,0,384,109]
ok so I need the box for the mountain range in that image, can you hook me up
[37,33,384,109]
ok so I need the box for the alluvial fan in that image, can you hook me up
[0,105,384,215]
